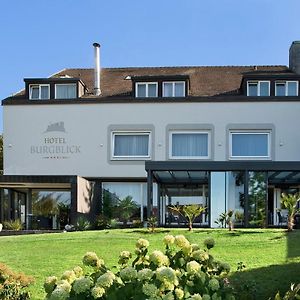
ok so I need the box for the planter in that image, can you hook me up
[0,223,2,232]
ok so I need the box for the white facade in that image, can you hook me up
[4,101,300,177]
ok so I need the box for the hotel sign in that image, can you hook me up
[30,122,81,159]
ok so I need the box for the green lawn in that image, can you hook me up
[0,229,299,299]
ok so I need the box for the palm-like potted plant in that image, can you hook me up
[281,193,300,232]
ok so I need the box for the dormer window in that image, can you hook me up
[135,82,158,98]
[247,81,270,96]
[275,81,298,96]
[55,83,77,99]
[29,84,50,100]
[163,81,185,97]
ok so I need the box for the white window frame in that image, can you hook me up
[275,81,298,96]
[247,81,270,96]
[169,130,211,160]
[111,131,151,160]
[55,83,77,99]
[229,131,271,160]
[162,81,186,97]
[135,82,158,98]
[29,84,50,100]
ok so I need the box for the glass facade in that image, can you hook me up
[102,183,148,224]
[30,190,71,229]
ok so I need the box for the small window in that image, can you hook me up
[275,81,298,96]
[163,81,185,97]
[229,131,271,159]
[112,132,151,159]
[247,81,270,96]
[29,84,50,100]
[169,131,210,159]
[55,84,77,99]
[135,82,158,98]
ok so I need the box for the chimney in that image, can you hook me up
[93,43,101,96]
[289,41,300,74]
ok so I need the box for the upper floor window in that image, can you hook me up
[247,81,270,96]
[29,84,50,100]
[275,81,298,96]
[163,81,185,97]
[112,131,151,160]
[229,131,271,159]
[55,84,77,99]
[135,82,158,98]
[169,131,210,159]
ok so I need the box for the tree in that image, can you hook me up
[116,196,138,225]
[169,204,206,231]
[281,193,300,232]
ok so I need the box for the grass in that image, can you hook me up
[0,228,299,299]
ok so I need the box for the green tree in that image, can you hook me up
[281,193,300,232]
[116,196,138,225]
[169,204,206,231]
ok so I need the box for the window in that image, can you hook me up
[55,84,77,99]
[135,82,158,98]
[163,81,185,97]
[275,81,298,96]
[29,84,50,100]
[247,81,270,96]
[169,131,210,159]
[112,132,151,159]
[229,131,271,159]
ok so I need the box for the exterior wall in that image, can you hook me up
[4,101,300,177]
[77,176,94,214]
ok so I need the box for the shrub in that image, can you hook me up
[0,263,34,300]
[3,219,23,231]
[76,216,91,231]
[44,235,235,299]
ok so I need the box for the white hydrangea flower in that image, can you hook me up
[204,238,215,249]
[162,291,175,300]
[44,276,57,294]
[175,288,184,299]
[163,235,175,246]
[61,270,76,283]
[120,250,132,259]
[156,267,177,284]
[56,280,71,293]
[192,250,209,262]
[136,238,150,249]
[120,266,137,282]
[91,286,106,299]
[150,250,169,266]
[49,287,69,300]
[174,235,190,249]
[208,278,220,291]
[186,261,201,274]
[73,266,83,278]
[142,283,159,296]
[137,268,154,281]
[72,277,93,294]
[97,271,115,288]
[189,294,202,300]
[211,293,221,300]
[82,252,104,268]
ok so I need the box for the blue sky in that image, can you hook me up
[1,0,300,133]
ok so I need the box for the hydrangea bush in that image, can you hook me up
[44,235,235,300]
